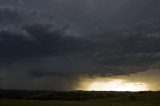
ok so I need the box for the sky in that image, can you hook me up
[0,0,160,90]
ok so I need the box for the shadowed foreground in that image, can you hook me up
[0,98,160,106]
[0,90,160,106]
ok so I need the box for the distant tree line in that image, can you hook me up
[0,89,159,101]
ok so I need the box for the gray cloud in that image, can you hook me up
[0,0,160,90]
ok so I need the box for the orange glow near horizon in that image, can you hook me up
[76,79,149,91]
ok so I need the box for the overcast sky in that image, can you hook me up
[0,0,160,90]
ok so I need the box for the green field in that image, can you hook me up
[0,97,160,106]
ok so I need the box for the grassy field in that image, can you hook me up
[1,91,160,106]
[0,97,160,106]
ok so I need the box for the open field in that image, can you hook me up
[0,98,160,106]
[0,90,160,106]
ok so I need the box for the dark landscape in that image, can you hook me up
[1,0,160,106]
[0,90,160,106]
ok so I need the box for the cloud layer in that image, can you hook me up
[0,0,160,90]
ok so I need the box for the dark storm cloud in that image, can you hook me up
[28,69,67,78]
[1,0,160,90]
[0,7,88,63]
[0,23,86,59]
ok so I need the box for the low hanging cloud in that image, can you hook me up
[1,0,160,90]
